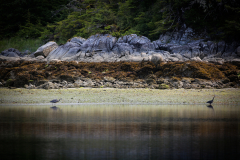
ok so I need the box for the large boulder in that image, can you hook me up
[151,54,164,66]
[33,41,58,57]
[80,34,117,52]
[47,42,81,61]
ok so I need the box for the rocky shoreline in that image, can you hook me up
[0,60,239,89]
[1,27,240,89]
[1,33,240,64]
[23,75,239,90]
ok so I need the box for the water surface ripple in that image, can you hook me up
[0,104,239,160]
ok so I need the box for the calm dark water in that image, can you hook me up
[0,104,239,160]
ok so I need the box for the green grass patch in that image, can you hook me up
[0,37,43,53]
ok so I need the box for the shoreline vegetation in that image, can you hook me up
[0,60,239,89]
[0,88,240,105]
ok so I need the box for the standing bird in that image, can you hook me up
[206,95,215,105]
[50,98,62,106]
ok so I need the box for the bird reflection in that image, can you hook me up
[206,104,214,111]
[50,106,59,110]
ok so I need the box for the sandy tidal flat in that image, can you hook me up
[0,88,239,105]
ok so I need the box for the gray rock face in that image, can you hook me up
[61,47,82,61]
[3,26,238,63]
[140,43,156,52]
[34,41,58,57]
[118,34,150,45]
[70,37,86,45]
[159,25,205,45]
[112,43,134,57]
[157,30,240,61]
[117,34,152,52]
[47,42,81,61]
[80,34,117,53]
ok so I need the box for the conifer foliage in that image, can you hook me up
[1,0,239,41]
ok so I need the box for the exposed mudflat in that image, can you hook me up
[0,88,239,105]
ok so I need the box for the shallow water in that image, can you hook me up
[0,104,239,160]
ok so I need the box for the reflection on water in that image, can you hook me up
[0,104,239,160]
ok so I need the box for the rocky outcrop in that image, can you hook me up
[19,74,239,90]
[1,26,240,63]
[19,76,240,89]
[112,43,134,57]
[33,41,58,57]
[47,42,81,61]
[80,34,117,52]
[70,37,86,45]
[117,34,151,52]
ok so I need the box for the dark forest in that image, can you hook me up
[1,0,240,42]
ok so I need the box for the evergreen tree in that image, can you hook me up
[1,0,239,41]
[0,0,70,38]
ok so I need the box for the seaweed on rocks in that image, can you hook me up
[0,59,239,88]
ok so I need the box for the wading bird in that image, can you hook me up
[50,98,62,106]
[206,95,215,105]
